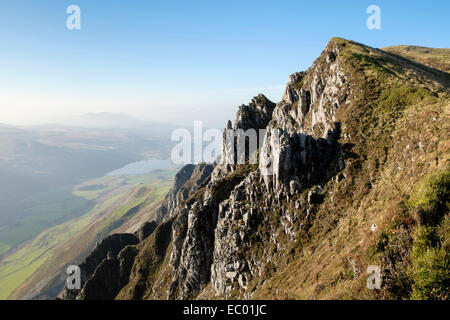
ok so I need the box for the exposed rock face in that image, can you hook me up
[282,71,305,104]
[211,171,263,296]
[258,41,349,194]
[63,233,139,300]
[259,124,344,192]
[214,94,275,182]
[135,221,157,242]
[168,200,218,299]
[155,163,214,223]
[233,94,276,131]
[154,164,196,223]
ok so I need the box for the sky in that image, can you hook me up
[0,0,449,128]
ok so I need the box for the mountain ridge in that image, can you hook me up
[38,38,450,300]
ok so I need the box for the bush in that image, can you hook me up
[376,169,450,300]
[412,226,440,254]
[408,170,450,226]
[410,247,449,300]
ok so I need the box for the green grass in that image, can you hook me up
[383,45,450,73]
[0,193,137,299]
[408,170,450,300]
[0,187,92,250]
[73,169,177,200]
[107,194,151,227]
[0,169,175,300]
[0,253,49,300]
[369,169,450,300]
[0,244,11,256]
[73,176,125,200]
[408,170,450,226]
[411,234,449,300]
[0,230,59,299]
[123,168,178,185]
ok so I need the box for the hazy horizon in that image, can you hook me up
[1,1,449,127]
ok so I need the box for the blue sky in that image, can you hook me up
[0,0,449,127]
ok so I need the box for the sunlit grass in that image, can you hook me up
[0,169,174,299]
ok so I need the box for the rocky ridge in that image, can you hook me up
[64,38,450,300]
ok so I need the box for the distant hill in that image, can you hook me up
[383,45,450,73]
[55,112,179,137]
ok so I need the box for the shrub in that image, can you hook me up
[408,170,450,226]
[410,247,449,300]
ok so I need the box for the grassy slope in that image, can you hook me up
[383,45,450,73]
[0,244,10,257]
[249,39,449,299]
[0,169,175,300]
[0,187,92,255]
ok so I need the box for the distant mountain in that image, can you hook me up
[55,112,178,137]
[0,123,22,132]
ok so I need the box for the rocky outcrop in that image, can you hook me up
[155,163,214,223]
[233,94,276,131]
[213,94,275,182]
[63,233,139,300]
[135,221,157,242]
[258,39,350,195]
[164,93,278,299]
[211,171,264,296]
[116,218,174,300]
[154,164,196,223]
[282,71,305,105]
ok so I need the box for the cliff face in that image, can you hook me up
[154,163,214,223]
[63,233,139,300]
[66,38,450,300]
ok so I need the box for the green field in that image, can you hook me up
[0,168,177,256]
[0,244,11,256]
[0,187,92,252]
[0,169,175,300]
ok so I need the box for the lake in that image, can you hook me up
[106,159,176,176]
